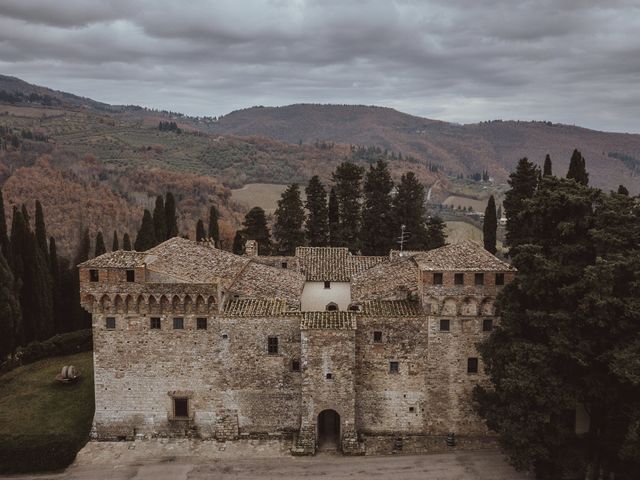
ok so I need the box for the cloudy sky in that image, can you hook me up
[0,0,638,132]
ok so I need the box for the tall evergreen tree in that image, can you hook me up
[164,192,178,239]
[71,228,91,331]
[273,184,305,255]
[49,236,63,334]
[328,187,340,247]
[617,185,629,196]
[543,154,553,177]
[112,230,119,251]
[0,188,9,261]
[196,219,206,242]
[483,195,498,254]
[332,162,364,253]
[232,230,245,255]
[360,161,395,255]
[122,233,132,251]
[392,172,428,250]
[9,207,26,281]
[305,176,329,247]
[503,157,540,252]
[34,200,48,259]
[567,148,589,185]
[425,216,447,250]
[0,252,20,359]
[152,195,166,245]
[241,207,272,255]
[95,231,106,257]
[134,210,157,251]
[208,206,220,246]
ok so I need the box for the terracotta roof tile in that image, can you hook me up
[294,247,387,281]
[412,240,516,271]
[223,298,291,317]
[358,300,424,316]
[301,311,356,329]
[78,251,147,268]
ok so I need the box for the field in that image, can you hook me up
[0,351,94,473]
[231,183,306,214]
[443,195,491,213]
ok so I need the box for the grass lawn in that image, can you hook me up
[0,351,94,473]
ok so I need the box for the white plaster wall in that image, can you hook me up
[301,282,351,311]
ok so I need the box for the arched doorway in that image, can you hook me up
[317,409,340,451]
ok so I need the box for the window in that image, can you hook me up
[326,302,338,311]
[281,262,288,269]
[439,319,450,331]
[409,407,415,413]
[173,317,184,330]
[324,281,331,289]
[126,269,135,282]
[196,317,207,330]
[475,273,484,286]
[291,359,300,372]
[150,317,161,329]
[495,273,505,285]
[89,269,99,282]
[173,397,189,418]
[326,373,333,379]
[467,357,479,374]
[222,333,228,340]
[268,336,279,354]
[348,303,360,312]
[433,272,443,285]
[389,361,399,374]
[105,317,115,329]
[454,273,464,285]
[482,319,493,332]
[373,331,383,343]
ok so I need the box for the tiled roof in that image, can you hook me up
[294,247,387,281]
[358,300,424,316]
[228,260,305,302]
[223,298,291,317]
[300,311,356,330]
[351,255,419,301]
[251,256,299,271]
[78,251,147,268]
[412,240,516,271]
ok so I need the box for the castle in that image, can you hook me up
[79,237,515,454]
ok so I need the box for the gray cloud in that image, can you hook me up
[0,0,638,132]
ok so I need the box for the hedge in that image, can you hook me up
[0,432,88,474]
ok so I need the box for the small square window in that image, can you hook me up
[467,357,479,374]
[409,407,415,413]
[89,269,99,282]
[373,331,383,343]
[173,397,189,418]
[389,361,399,374]
[326,373,333,379]
[268,336,278,354]
[324,281,331,289]
[482,319,493,332]
[105,317,115,329]
[291,359,300,371]
[173,317,184,330]
[281,262,288,269]
[440,319,450,331]
[475,273,484,286]
[126,269,135,282]
[197,317,207,330]
[433,272,443,285]
[454,273,464,285]
[495,273,505,286]
[150,317,161,329]
[222,333,228,340]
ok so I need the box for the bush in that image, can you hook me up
[0,432,88,474]
[17,329,92,366]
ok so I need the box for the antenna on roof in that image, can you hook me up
[397,224,410,254]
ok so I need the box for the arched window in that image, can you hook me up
[348,302,361,312]
[326,302,338,311]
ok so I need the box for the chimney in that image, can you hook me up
[244,239,258,257]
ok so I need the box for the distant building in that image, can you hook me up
[79,238,515,454]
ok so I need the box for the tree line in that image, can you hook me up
[232,160,447,256]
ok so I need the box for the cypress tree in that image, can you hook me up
[165,192,178,239]
[0,252,20,359]
[152,195,166,245]
[49,236,63,334]
[543,154,552,177]
[134,210,157,251]
[360,160,394,255]
[75,228,91,265]
[425,216,447,250]
[9,207,26,281]
[196,219,206,242]
[122,233,132,251]
[208,206,220,246]
[34,200,48,259]
[503,157,540,252]
[483,195,498,254]
[112,230,119,251]
[71,228,91,331]
[328,187,340,247]
[0,188,9,261]
[392,172,428,250]
[567,149,589,185]
[95,231,106,257]
[241,207,272,255]
[332,162,364,253]
[305,176,329,247]
[273,184,305,255]
[232,230,245,255]
[617,185,629,196]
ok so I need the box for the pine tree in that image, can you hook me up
[503,157,540,252]
[274,184,305,255]
[34,200,48,260]
[617,185,629,196]
[360,160,394,255]
[122,233,132,251]
[0,188,9,261]
[208,206,220,246]
[165,192,178,239]
[332,162,364,252]
[49,236,63,334]
[328,187,340,247]
[232,230,245,255]
[112,230,119,251]
[305,176,329,247]
[196,219,206,242]
[392,172,428,250]
[152,195,166,245]
[567,148,589,185]
[483,195,497,254]
[425,216,447,250]
[95,231,106,257]
[134,210,157,251]
[0,252,20,359]
[543,154,553,177]
[241,207,272,255]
